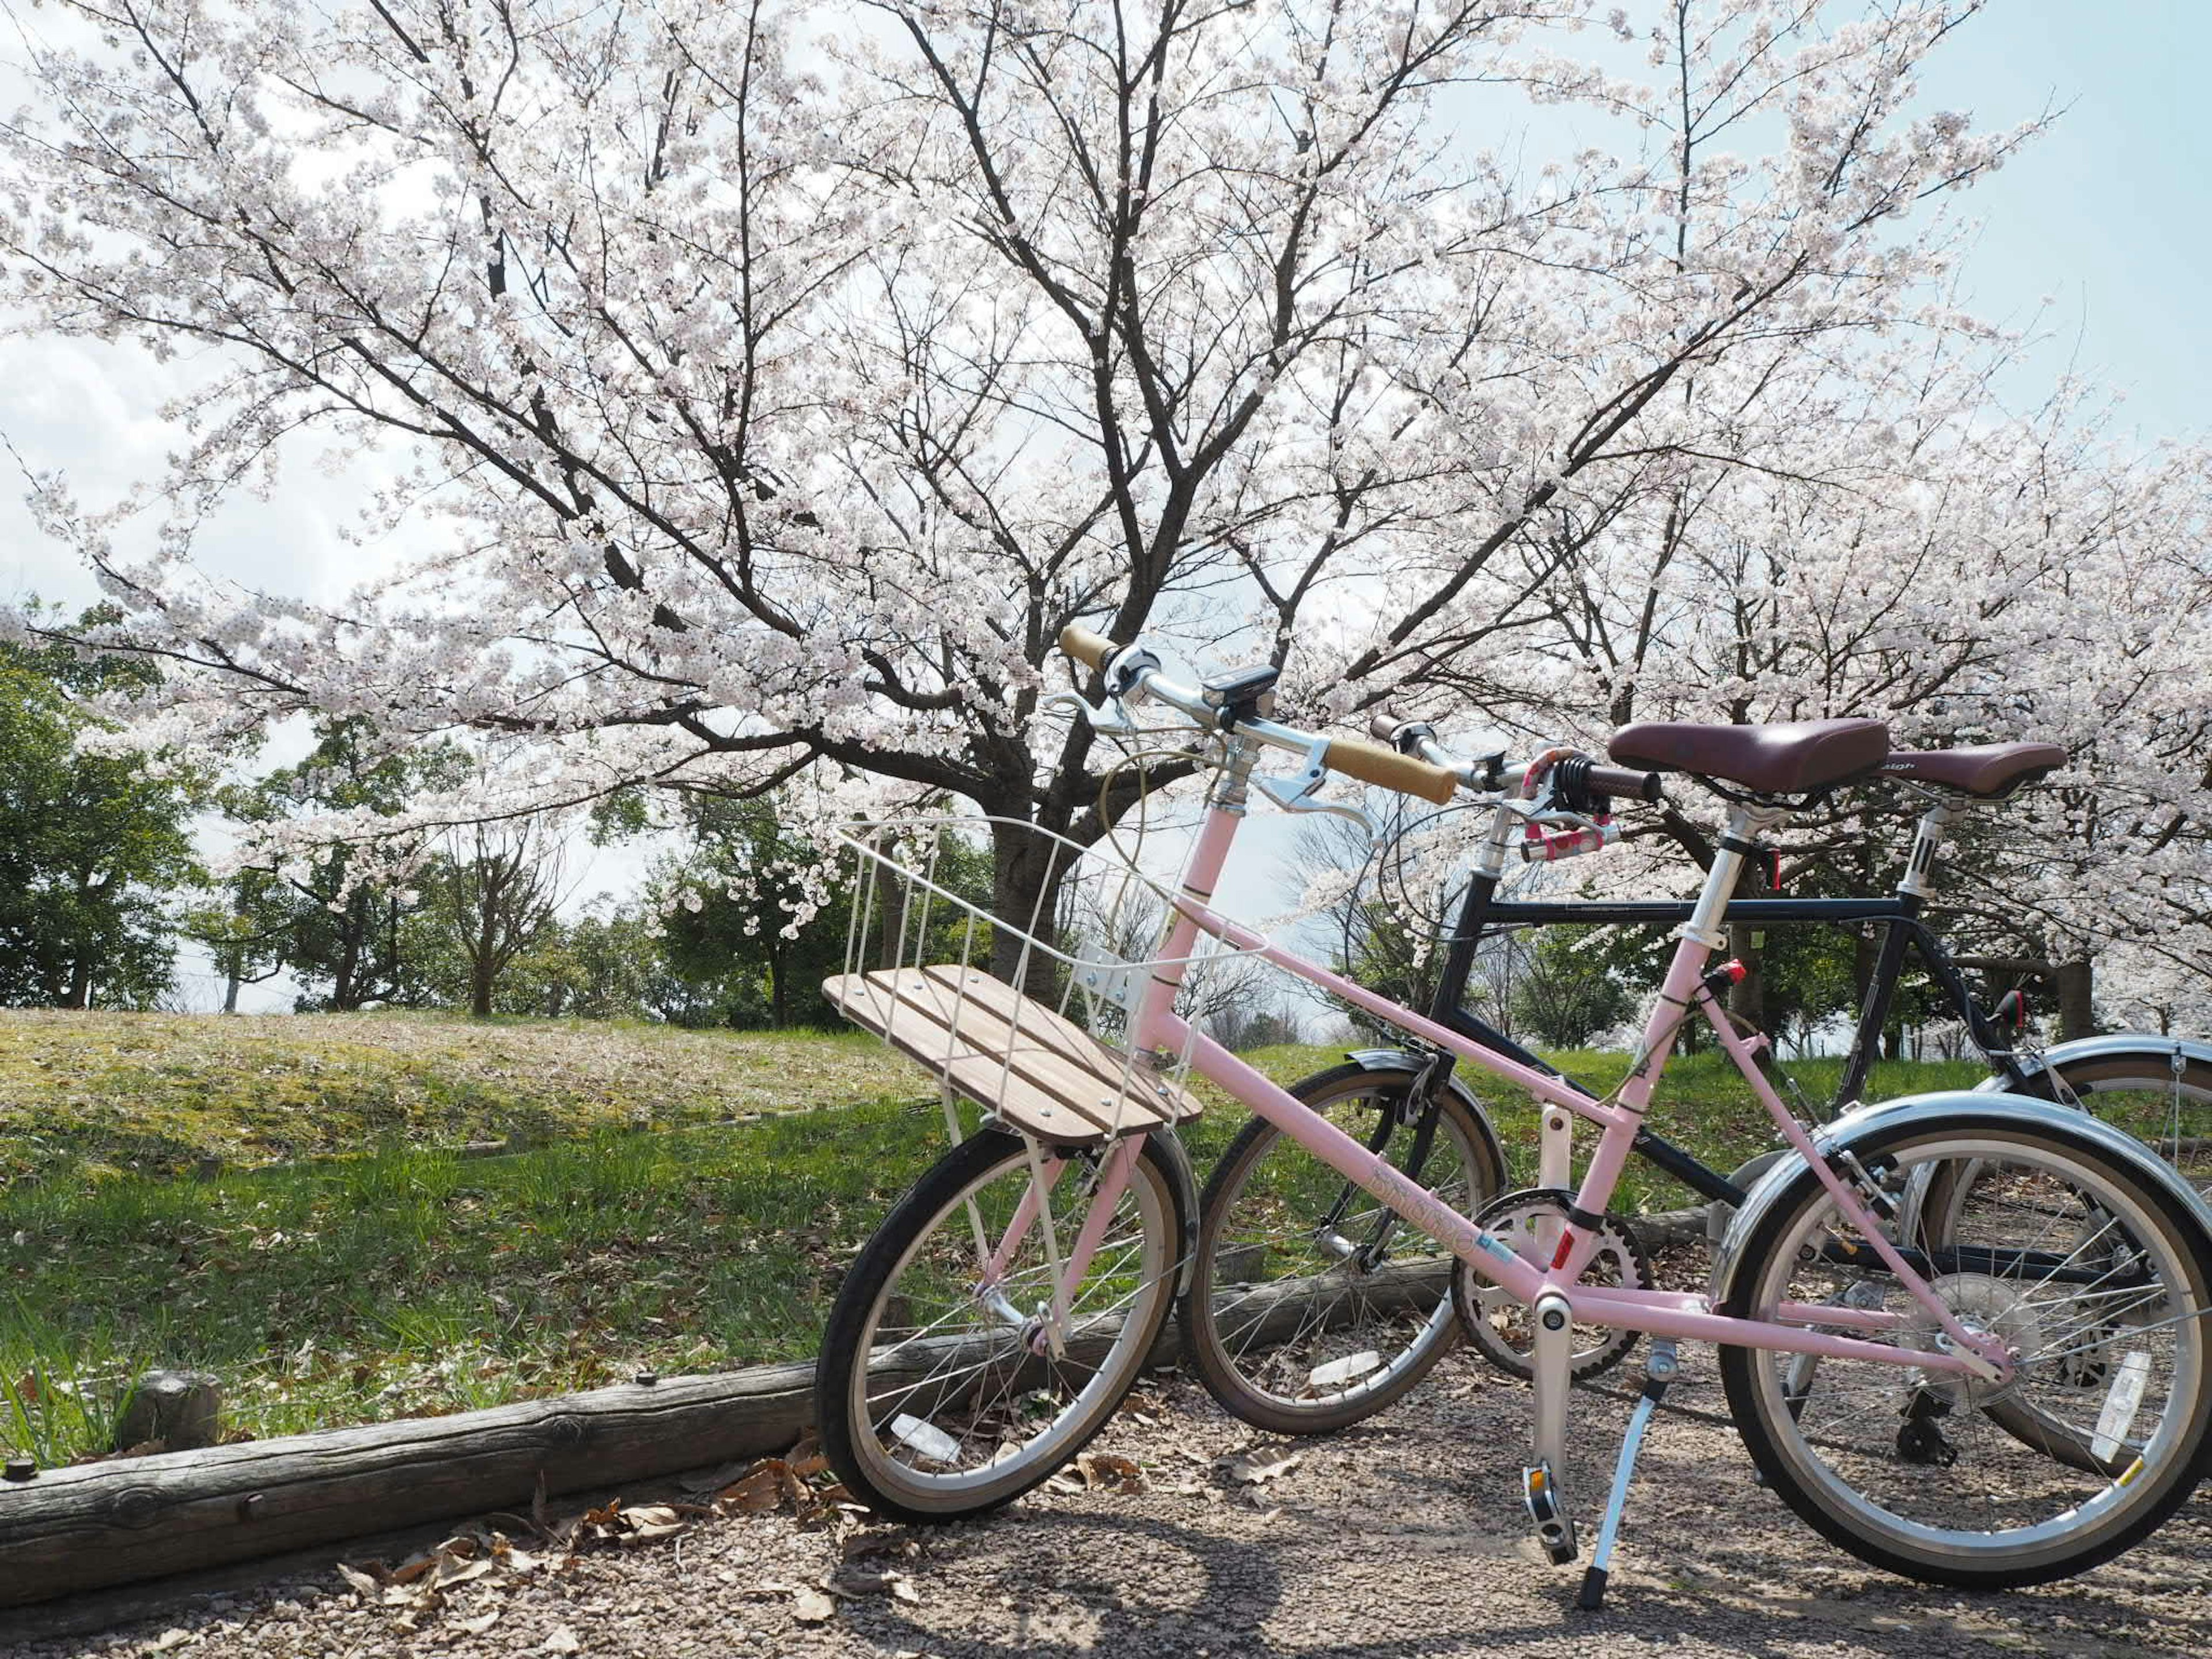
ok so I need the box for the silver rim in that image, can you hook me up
[2055,1060,2212,1198]
[1195,1086,1480,1415]
[1744,1132,2206,1569]
[844,1142,1175,1510]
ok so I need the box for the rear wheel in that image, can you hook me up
[818,1128,1186,1522]
[1945,1049,2212,1470]
[2033,1049,2212,1197]
[1719,1116,2212,1588]
[1179,1063,1505,1435]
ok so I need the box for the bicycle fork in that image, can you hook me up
[976,1135,1145,1358]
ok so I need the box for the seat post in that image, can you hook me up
[1684,801,1787,948]
[1895,795,1965,902]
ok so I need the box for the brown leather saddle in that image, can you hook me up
[1876,744,2067,800]
[1607,718,1889,796]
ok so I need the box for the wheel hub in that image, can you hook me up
[1910,1273,2040,1408]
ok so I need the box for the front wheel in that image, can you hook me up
[1179,1063,1504,1435]
[817,1128,1187,1522]
[1719,1116,2212,1588]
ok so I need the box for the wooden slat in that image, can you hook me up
[888,967,1168,1132]
[835,968,1172,1136]
[913,966,1202,1127]
[824,973,1107,1142]
[821,966,1203,1142]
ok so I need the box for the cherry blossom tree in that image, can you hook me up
[0,0,2051,965]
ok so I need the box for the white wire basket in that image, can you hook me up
[824,815,1264,1147]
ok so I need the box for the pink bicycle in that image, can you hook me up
[815,627,2212,1600]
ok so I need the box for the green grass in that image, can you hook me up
[0,1014,1989,1465]
[0,1007,921,1182]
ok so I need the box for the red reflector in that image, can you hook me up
[1551,1232,1574,1270]
[1718,959,1748,984]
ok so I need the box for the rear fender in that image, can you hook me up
[1342,1048,1510,1194]
[1709,1089,2212,1309]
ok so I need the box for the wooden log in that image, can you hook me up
[0,1252,1475,1609]
[0,1365,817,1608]
[112,1370,223,1454]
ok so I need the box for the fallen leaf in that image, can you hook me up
[793,1588,836,1624]
[622,1505,687,1543]
[1075,1452,1147,1494]
[454,1611,501,1637]
[718,1461,789,1513]
[436,1556,496,1589]
[336,1563,382,1599]
[544,1627,582,1654]
[142,1630,193,1655]
[1222,1448,1302,1486]
[678,1461,749,1494]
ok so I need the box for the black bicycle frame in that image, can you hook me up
[1414,873,2035,1214]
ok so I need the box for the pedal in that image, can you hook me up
[1524,1461,1578,1564]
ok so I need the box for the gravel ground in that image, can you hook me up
[12,1347,2212,1659]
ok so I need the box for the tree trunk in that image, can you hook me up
[2054,957,2095,1041]
[334,917,363,1012]
[471,960,495,1018]
[988,816,1071,1002]
[768,944,789,1028]
[61,957,90,1010]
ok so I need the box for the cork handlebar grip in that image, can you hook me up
[1321,736,1459,805]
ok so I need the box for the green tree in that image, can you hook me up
[1509,926,1638,1051]
[215,720,459,1011]
[404,817,572,1017]
[653,798,853,1030]
[0,618,200,1009]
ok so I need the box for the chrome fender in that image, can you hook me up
[1341,1048,1510,1194]
[1709,1089,2212,1309]
[1974,1032,2212,1097]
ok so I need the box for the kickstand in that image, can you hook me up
[1577,1338,1679,1612]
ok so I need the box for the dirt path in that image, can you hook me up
[13,1349,2212,1658]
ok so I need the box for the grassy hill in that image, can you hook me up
[0,1009,1985,1465]
[0,1008,928,1182]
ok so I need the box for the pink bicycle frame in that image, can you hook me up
[1022,800,2010,1380]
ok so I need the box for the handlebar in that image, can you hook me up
[1367,705,1664,805]
[1059,627,1667,813]
[1586,764,1665,804]
[1056,625,1456,804]
[1320,736,1458,805]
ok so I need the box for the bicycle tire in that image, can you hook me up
[1719,1113,2212,1588]
[1179,1063,1504,1435]
[817,1127,1187,1522]
[1919,1047,2212,1472]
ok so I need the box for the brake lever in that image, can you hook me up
[1039,688,1145,737]
[1254,736,1379,841]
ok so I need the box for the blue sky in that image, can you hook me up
[1892,0,2209,437]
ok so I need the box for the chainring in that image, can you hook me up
[1453,1186,1655,1382]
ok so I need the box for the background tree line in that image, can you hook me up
[3,626,876,1028]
